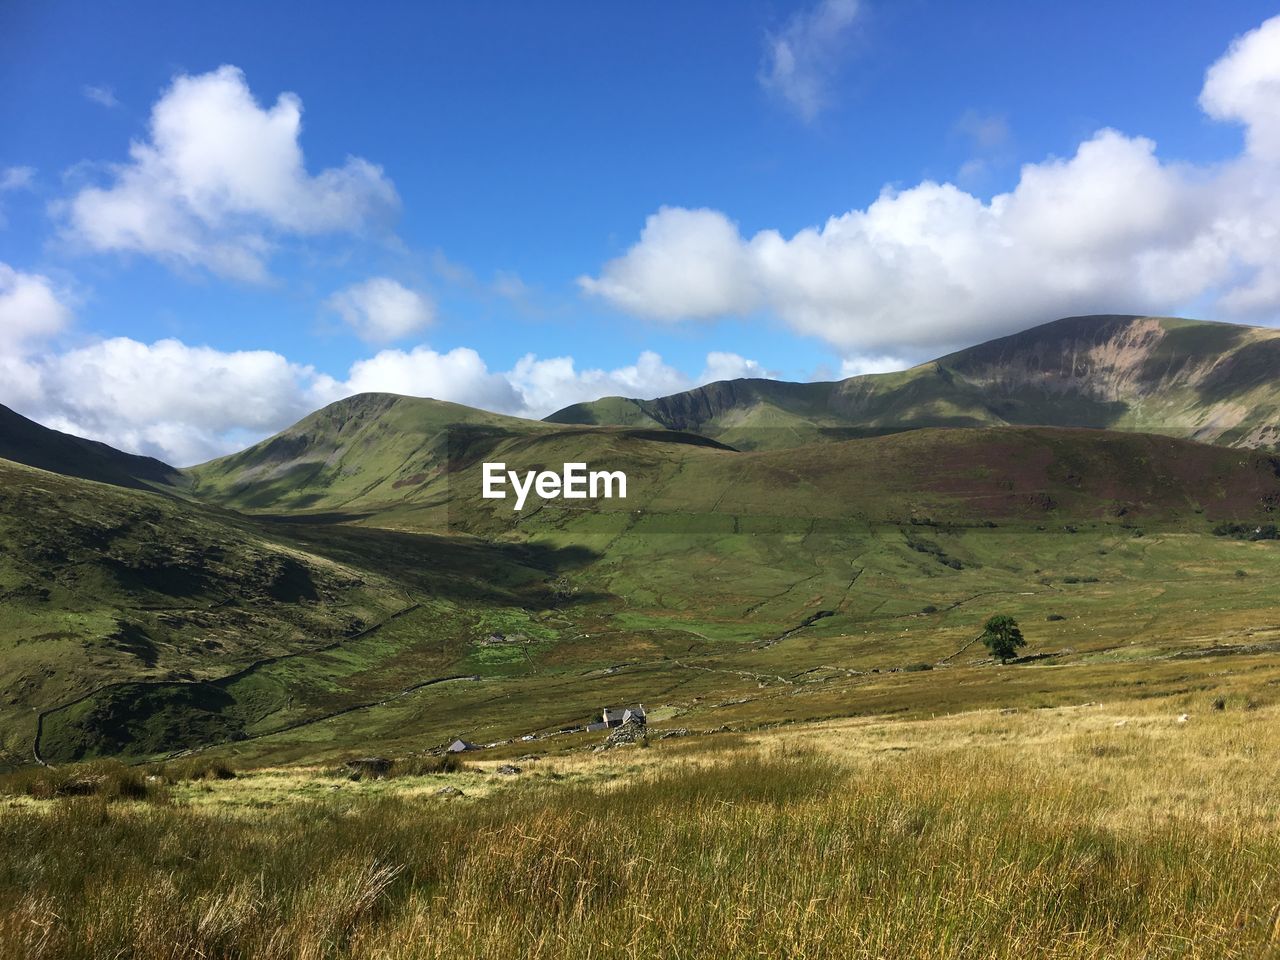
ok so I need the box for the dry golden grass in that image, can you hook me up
[3,697,1278,959]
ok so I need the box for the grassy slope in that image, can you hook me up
[0,456,603,765]
[187,392,554,512]
[50,412,1277,766]
[8,385,1280,765]
[548,315,1280,450]
[0,457,406,761]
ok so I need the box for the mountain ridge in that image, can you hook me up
[548,315,1280,450]
[0,402,183,492]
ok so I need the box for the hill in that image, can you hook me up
[0,453,599,766]
[547,315,1280,450]
[7,378,1280,768]
[187,392,553,513]
[0,402,183,491]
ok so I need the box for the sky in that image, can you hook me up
[2,1,1280,465]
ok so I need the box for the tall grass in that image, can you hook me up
[1,744,1275,958]
[0,760,164,802]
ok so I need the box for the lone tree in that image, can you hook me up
[979,614,1026,663]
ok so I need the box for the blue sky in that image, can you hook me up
[2,1,1279,463]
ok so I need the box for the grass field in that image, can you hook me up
[2,696,1278,959]
[4,376,1280,957]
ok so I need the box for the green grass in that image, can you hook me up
[8,417,1280,768]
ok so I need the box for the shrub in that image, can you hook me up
[392,753,467,777]
[150,759,237,783]
[1213,522,1278,541]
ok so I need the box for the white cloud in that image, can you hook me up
[327,277,435,343]
[760,0,862,121]
[331,345,520,412]
[83,85,120,109]
[0,263,72,353]
[700,351,772,381]
[59,65,398,281]
[2,329,764,465]
[1200,15,1280,158]
[579,207,760,320]
[0,167,36,228]
[507,351,693,415]
[1,167,35,192]
[586,15,1280,352]
[6,338,324,465]
[839,354,907,377]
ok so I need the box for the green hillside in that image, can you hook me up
[5,330,1280,769]
[0,454,605,766]
[548,315,1280,450]
[188,392,552,512]
[174,418,1280,770]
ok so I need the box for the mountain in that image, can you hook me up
[0,402,183,491]
[186,381,1280,537]
[0,448,599,765]
[7,317,1280,766]
[187,392,553,513]
[546,315,1280,450]
[8,388,1280,764]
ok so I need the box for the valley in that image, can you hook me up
[2,318,1278,769]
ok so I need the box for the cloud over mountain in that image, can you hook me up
[585,16,1280,353]
[0,310,765,464]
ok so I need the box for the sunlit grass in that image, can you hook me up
[3,698,1279,958]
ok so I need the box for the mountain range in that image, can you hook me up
[548,315,1280,450]
[2,312,1279,767]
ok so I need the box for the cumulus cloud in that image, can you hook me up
[1200,15,1280,158]
[579,207,760,320]
[0,263,72,353]
[327,277,435,343]
[328,345,520,412]
[3,338,325,465]
[3,331,765,465]
[760,0,862,121]
[701,351,772,381]
[587,15,1280,352]
[507,351,693,415]
[58,65,397,281]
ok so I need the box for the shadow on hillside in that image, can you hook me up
[252,517,609,606]
[1196,338,1280,403]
